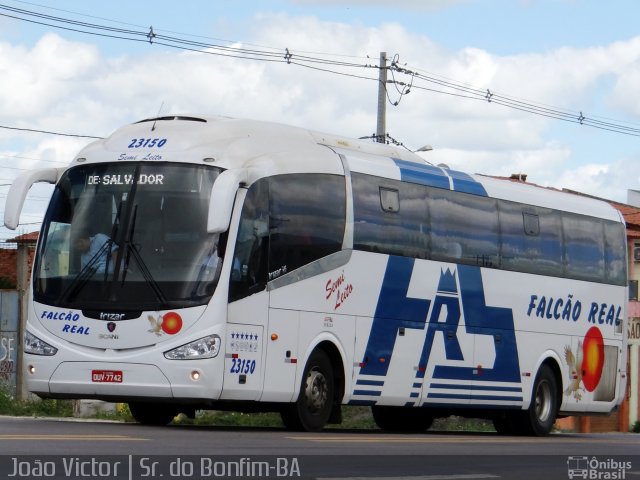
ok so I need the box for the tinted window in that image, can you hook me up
[604,221,626,285]
[429,188,499,268]
[352,174,429,259]
[499,202,563,276]
[563,213,605,282]
[229,179,270,302]
[230,174,346,302]
[34,162,222,311]
[268,174,346,277]
[350,172,625,286]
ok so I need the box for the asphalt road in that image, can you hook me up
[0,416,638,480]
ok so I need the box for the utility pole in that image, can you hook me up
[376,51,387,143]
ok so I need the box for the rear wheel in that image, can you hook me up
[281,349,335,432]
[514,364,558,436]
[128,402,178,426]
[371,405,433,432]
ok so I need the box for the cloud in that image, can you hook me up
[2,13,640,238]
[554,155,640,202]
[0,33,99,119]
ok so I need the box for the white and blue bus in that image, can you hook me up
[5,115,628,435]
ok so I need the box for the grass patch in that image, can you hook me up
[173,406,378,429]
[175,407,489,432]
[0,384,73,417]
[0,386,495,433]
[432,416,494,432]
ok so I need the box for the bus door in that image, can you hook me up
[222,187,270,401]
[224,297,266,401]
[260,308,300,402]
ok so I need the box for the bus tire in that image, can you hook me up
[371,405,433,432]
[516,364,558,436]
[129,402,178,426]
[281,349,334,432]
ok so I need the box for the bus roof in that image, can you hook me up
[74,114,622,223]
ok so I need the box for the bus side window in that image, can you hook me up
[563,213,605,282]
[267,174,346,276]
[352,173,428,259]
[429,188,499,268]
[604,221,626,286]
[229,180,269,302]
[498,203,563,277]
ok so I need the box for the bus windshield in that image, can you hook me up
[34,162,224,311]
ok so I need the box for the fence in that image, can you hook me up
[0,290,19,397]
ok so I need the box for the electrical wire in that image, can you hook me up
[7,0,370,61]
[0,124,102,139]
[1,2,639,142]
[390,59,640,137]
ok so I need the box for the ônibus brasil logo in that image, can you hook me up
[567,456,632,480]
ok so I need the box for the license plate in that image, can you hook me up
[91,370,123,383]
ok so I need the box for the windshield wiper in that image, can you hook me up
[59,237,115,304]
[118,205,168,307]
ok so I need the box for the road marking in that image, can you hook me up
[0,434,148,441]
[317,475,499,480]
[288,435,640,444]
[288,436,513,443]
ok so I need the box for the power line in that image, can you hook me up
[1,2,639,140]
[0,4,369,69]
[388,58,640,137]
[0,123,102,139]
[6,0,369,61]
[0,153,67,165]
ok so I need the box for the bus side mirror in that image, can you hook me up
[207,169,247,234]
[4,168,59,230]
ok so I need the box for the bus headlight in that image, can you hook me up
[24,331,58,356]
[163,334,221,360]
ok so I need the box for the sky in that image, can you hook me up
[1,0,640,241]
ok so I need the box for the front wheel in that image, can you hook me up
[281,349,335,432]
[128,402,178,426]
[515,364,558,436]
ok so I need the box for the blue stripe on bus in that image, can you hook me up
[404,402,415,407]
[348,400,377,406]
[356,379,385,386]
[447,169,488,196]
[392,158,487,196]
[410,392,420,398]
[427,393,523,402]
[429,383,522,392]
[393,159,450,190]
[424,402,522,410]
[412,382,422,389]
[353,390,382,397]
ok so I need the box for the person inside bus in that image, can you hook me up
[74,229,119,274]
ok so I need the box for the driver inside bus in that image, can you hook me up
[74,229,119,274]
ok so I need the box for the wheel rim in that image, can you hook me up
[535,379,552,423]
[304,368,328,413]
